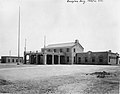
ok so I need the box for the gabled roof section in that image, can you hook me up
[73,42,84,50]
[45,40,84,49]
[46,42,75,48]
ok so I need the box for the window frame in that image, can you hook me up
[16,59,18,62]
[60,49,62,52]
[92,57,95,62]
[74,48,76,52]
[78,57,81,63]
[74,56,75,63]
[12,59,14,62]
[99,56,103,62]
[67,56,69,62]
[8,59,10,62]
[54,49,56,52]
[66,48,69,52]
[85,57,88,62]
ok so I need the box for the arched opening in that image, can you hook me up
[47,55,52,65]
[54,55,58,64]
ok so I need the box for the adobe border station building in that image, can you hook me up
[24,40,119,65]
[24,40,84,65]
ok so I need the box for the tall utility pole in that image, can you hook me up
[24,38,27,52]
[17,6,20,64]
[9,50,11,56]
[44,35,46,49]
[24,38,27,64]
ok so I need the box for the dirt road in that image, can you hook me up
[0,65,119,94]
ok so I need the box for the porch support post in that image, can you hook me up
[44,54,47,65]
[36,54,38,64]
[58,52,60,64]
[29,54,31,64]
[52,54,54,65]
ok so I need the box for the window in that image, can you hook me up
[60,49,62,52]
[74,48,76,52]
[54,49,56,52]
[109,56,111,62]
[99,56,103,62]
[74,56,75,63]
[48,49,50,52]
[85,57,88,62]
[78,57,81,63]
[12,59,14,62]
[67,56,69,62]
[16,59,18,62]
[109,56,116,62]
[67,48,69,52]
[8,59,10,62]
[92,57,95,62]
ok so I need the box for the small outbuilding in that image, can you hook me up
[1,56,23,63]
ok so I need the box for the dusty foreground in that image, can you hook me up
[0,65,119,94]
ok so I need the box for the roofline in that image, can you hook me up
[1,56,23,58]
[72,43,84,49]
[43,42,84,49]
[47,42,74,46]
[41,46,74,49]
[77,51,118,54]
[42,42,76,49]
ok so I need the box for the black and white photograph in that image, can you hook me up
[0,0,120,93]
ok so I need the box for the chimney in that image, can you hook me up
[75,39,79,44]
[109,50,111,53]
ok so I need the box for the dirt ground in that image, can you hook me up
[0,64,119,94]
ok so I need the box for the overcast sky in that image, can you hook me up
[0,0,120,57]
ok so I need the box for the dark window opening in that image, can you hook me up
[109,56,110,62]
[74,56,75,63]
[16,59,18,62]
[74,48,75,52]
[99,56,103,62]
[67,56,69,62]
[54,49,56,52]
[92,57,95,62]
[67,48,69,52]
[60,49,62,52]
[85,57,88,62]
[99,58,103,62]
[12,59,14,62]
[8,59,10,62]
[78,57,81,63]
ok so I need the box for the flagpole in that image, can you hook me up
[17,6,20,65]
